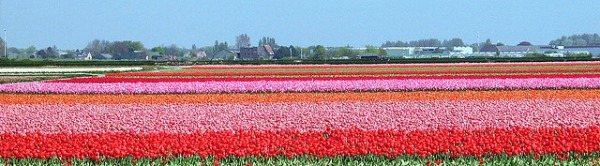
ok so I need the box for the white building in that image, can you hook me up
[450,47,473,55]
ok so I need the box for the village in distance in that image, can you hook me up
[0,33,599,62]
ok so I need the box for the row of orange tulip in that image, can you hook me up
[1,89,598,104]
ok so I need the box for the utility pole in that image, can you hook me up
[1,0,4,58]
[3,29,6,58]
[476,31,481,53]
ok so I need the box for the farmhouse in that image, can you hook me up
[239,45,275,60]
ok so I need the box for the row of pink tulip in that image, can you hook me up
[1,77,600,94]
[1,99,598,134]
[182,61,600,69]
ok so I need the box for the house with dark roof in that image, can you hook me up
[540,45,600,57]
[147,51,160,60]
[263,45,275,58]
[92,53,113,60]
[479,45,540,57]
[239,45,275,60]
[74,52,93,60]
[479,45,500,53]
[499,46,540,53]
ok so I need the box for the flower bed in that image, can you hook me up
[1,99,598,134]
[1,89,598,104]
[2,77,600,94]
[46,73,600,83]
[1,128,600,165]
[0,67,143,73]
[182,61,600,69]
[1,62,600,165]
[108,68,600,77]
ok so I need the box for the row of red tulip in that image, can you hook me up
[0,127,599,161]
[1,99,598,134]
[182,61,600,69]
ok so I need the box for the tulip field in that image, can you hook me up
[2,61,600,165]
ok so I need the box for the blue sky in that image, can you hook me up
[1,0,599,49]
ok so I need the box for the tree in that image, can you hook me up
[274,46,290,59]
[52,45,59,58]
[365,46,379,54]
[496,42,505,46]
[166,44,182,56]
[484,39,493,46]
[312,45,327,59]
[336,47,358,57]
[192,44,197,51]
[36,49,47,59]
[449,38,464,47]
[0,37,5,58]
[408,39,441,47]
[549,33,600,46]
[379,48,387,56]
[110,41,130,55]
[236,34,251,49]
[85,39,101,55]
[48,47,57,58]
[290,45,300,58]
[469,43,480,52]
[21,46,36,58]
[151,46,166,55]
[198,46,216,59]
[259,37,278,47]
[8,47,19,55]
[574,39,587,46]
[60,50,74,59]
[517,41,532,46]
[214,40,229,53]
[562,39,574,46]
[383,38,465,48]
[127,41,145,52]
[85,39,111,55]
[37,47,57,59]
[381,40,408,47]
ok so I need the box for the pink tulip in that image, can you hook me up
[1,99,598,134]
[0,77,599,94]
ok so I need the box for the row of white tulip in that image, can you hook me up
[0,67,143,73]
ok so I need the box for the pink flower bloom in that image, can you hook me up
[1,77,599,94]
[1,99,598,134]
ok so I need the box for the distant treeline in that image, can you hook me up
[381,38,465,47]
[381,33,600,48]
[1,57,598,67]
[549,33,600,46]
